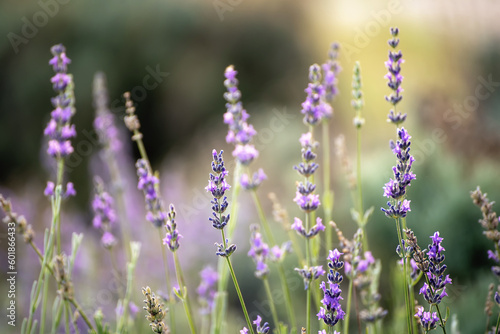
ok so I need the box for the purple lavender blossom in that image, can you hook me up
[223,65,261,168]
[322,42,341,104]
[415,307,439,331]
[92,186,116,229]
[301,64,332,125]
[92,178,117,249]
[294,134,321,213]
[101,231,117,249]
[252,315,270,334]
[381,127,415,218]
[418,232,452,306]
[291,217,325,238]
[317,249,345,328]
[241,168,267,190]
[248,225,270,278]
[44,44,76,159]
[136,159,167,227]
[197,266,218,315]
[206,150,236,257]
[318,330,340,334]
[162,204,182,252]
[44,181,55,197]
[385,27,407,125]
[295,265,325,290]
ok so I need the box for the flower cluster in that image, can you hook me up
[92,178,117,249]
[295,265,325,290]
[418,232,452,306]
[136,159,167,228]
[248,225,270,278]
[385,27,406,125]
[223,65,259,166]
[301,64,332,125]
[291,217,325,238]
[162,204,182,252]
[240,315,270,334]
[240,168,267,191]
[414,307,439,332]
[44,181,76,198]
[44,44,76,159]
[206,150,236,257]
[322,42,341,104]
[294,133,321,212]
[381,127,415,218]
[196,266,218,315]
[317,249,345,328]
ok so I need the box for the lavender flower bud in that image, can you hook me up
[414,307,438,331]
[136,159,167,228]
[162,204,182,252]
[385,27,407,125]
[295,265,325,290]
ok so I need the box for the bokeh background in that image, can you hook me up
[1,0,500,333]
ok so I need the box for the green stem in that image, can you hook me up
[173,251,198,334]
[343,278,353,334]
[305,212,312,334]
[435,305,447,334]
[263,278,280,332]
[39,270,50,334]
[250,190,296,331]
[56,158,64,255]
[250,190,275,245]
[158,230,175,333]
[68,298,94,330]
[395,218,412,334]
[222,230,255,334]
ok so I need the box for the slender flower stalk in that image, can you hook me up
[295,63,331,333]
[162,204,197,334]
[381,27,416,334]
[206,150,255,334]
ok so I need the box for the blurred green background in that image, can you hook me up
[1,0,500,333]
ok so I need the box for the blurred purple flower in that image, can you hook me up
[301,64,332,125]
[136,159,167,227]
[44,44,76,160]
[197,266,218,314]
[385,27,407,125]
[162,204,182,252]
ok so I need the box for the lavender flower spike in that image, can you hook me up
[136,159,167,227]
[385,27,407,125]
[92,177,117,249]
[322,42,341,104]
[418,231,452,306]
[223,65,259,166]
[44,44,76,160]
[301,64,332,125]
[162,204,182,252]
[206,150,236,257]
[381,127,416,218]
[317,249,345,329]
[248,225,270,278]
